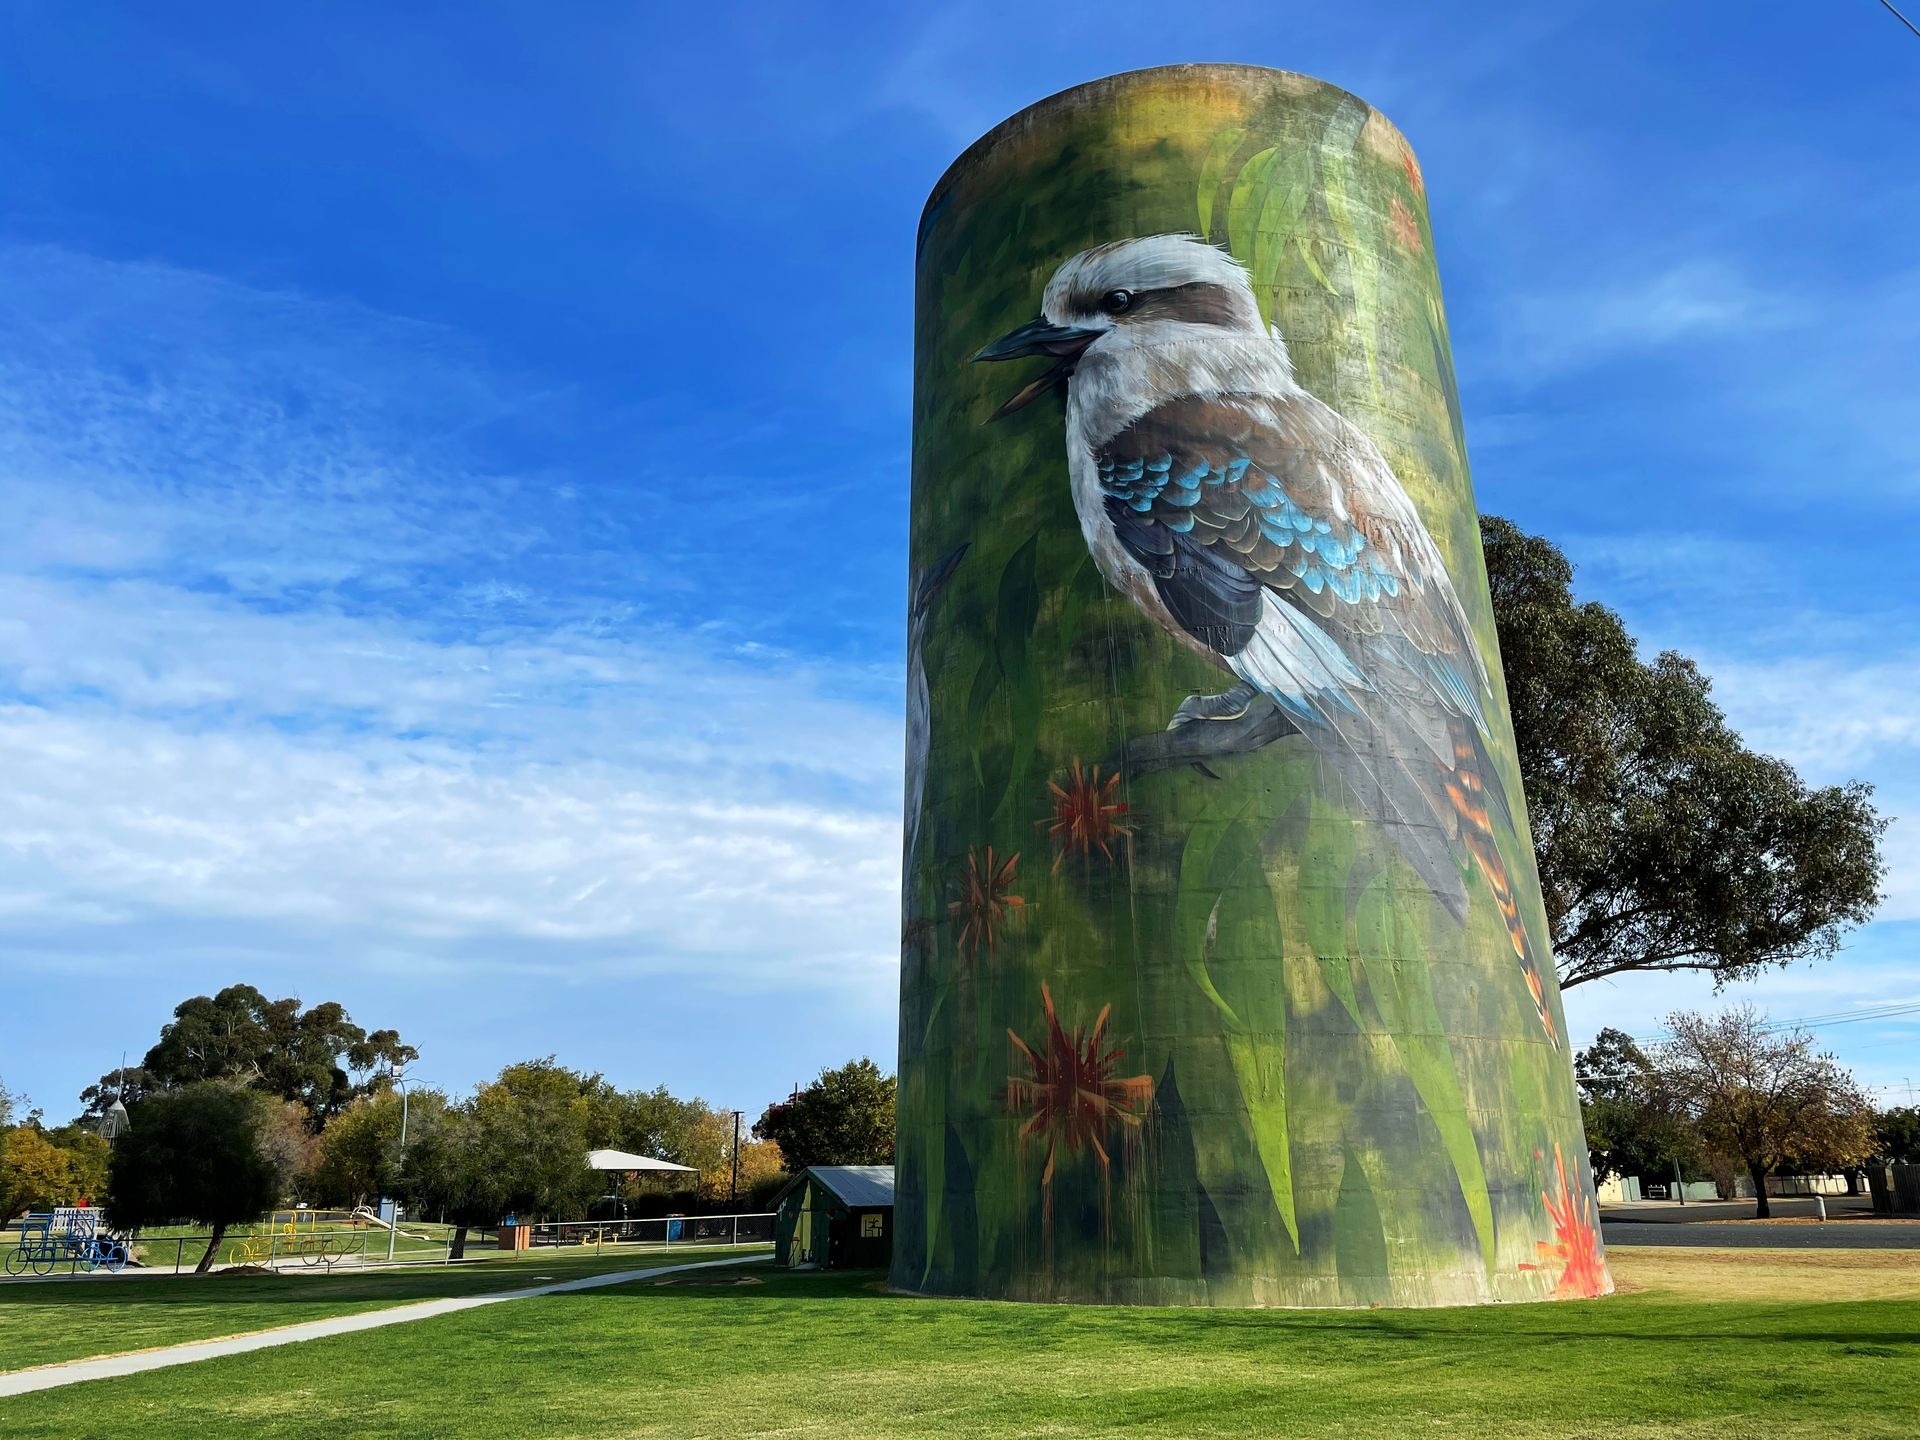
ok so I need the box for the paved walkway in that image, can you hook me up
[0,1253,769,1399]
[1601,1196,1882,1224]
[1604,1220,1920,1250]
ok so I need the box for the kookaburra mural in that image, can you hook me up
[894,65,1606,1310]
[975,235,1554,1045]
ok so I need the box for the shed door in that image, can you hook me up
[794,1186,815,1264]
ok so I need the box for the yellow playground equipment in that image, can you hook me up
[226,1209,366,1269]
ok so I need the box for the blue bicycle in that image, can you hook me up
[5,1213,129,1276]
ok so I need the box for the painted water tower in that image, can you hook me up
[895,64,1608,1307]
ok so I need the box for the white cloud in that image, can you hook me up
[1695,650,1920,921]
[0,244,909,1029]
[1705,652,1920,778]
[1492,260,1798,378]
[0,703,899,985]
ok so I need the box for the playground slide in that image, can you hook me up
[349,1206,433,1242]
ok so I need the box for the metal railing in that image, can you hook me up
[525,1213,775,1254]
[1,1212,774,1279]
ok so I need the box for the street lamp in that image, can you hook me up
[729,1110,744,1208]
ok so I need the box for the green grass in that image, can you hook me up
[1,1248,1915,1437]
[0,1244,760,1371]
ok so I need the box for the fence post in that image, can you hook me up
[268,1229,277,1271]
[732,1214,739,1247]
[176,1237,184,1275]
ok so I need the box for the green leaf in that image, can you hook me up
[1333,1144,1391,1301]
[1352,897,1496,1272]
[1177,813,1298,1250]
[963,652,1000,794]
[920,1073,944,1287]
[1196,128,1245,242]
[1174,818,1248,1030]
[1226,147,1281,269]
[991,534,1041,823]
[1251,169,1311,299]
[1225,1026,1295,1251]
[1317,102,1381,393]
[1426,294,1468,470]
[1296,233,1339,296]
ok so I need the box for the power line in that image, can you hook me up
[1627,998,1920,1045]
[1881,0,1920,40]
[1755,1000,1920,1032]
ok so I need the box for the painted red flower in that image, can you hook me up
[1389,196,1424,256]
[1007,982,1153,1192]
[1521,1143,1610,1299]
[1042,759,1132,872]
[949,846,1024,959]
[1401,144,1425,197]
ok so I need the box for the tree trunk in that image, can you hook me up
[197,1221,228,1273]
[450,1225,469,1261]
[1749,1162,1772,1219]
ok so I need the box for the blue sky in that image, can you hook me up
[2,2,1916,1123]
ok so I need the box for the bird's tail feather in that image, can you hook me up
[1226,596,1558,1046]
[1443,721,1557,1048]
[1227,600,1470,923]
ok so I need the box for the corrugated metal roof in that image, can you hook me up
[807,1165,894,1208]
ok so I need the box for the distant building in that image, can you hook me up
[771,1166,892,1270]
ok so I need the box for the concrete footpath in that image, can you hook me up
[1604,1220,1920,1250]
[0,1253,770,1399]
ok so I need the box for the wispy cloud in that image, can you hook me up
[0,245,907,1022]
[0,704,898,984]
[1490,260,1798,378]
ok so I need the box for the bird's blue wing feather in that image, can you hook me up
[1096,392,1491,733]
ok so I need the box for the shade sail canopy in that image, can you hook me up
[585,1148,696,1173]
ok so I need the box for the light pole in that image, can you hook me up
[729,1110,744,1208]
[385,1068,419,1263]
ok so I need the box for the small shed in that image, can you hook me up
[772,1165,893,1269]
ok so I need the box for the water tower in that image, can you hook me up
[895,65,1608,1307]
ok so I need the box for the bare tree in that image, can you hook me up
[1655,1006,1876,1218]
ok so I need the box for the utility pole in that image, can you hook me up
[385,1066,417,1263]
[729,1109,744,1207]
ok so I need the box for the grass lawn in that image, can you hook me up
[0,1246,1915,1437]
[0,1244,761,1371]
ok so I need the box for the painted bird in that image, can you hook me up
[974,234,1556,1044]
[904,544,969,880]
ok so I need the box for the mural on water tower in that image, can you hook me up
[896,64,1609,1307]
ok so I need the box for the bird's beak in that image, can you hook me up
[972,316,1100,420]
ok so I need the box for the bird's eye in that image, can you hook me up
[1100,289,1133,315]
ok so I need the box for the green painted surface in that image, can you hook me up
[895,65,1607,1306]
